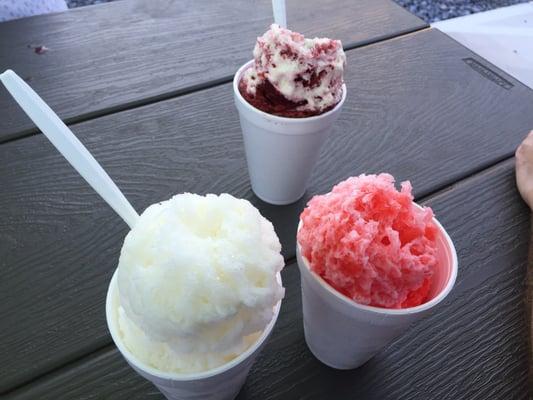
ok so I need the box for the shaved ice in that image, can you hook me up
[297,174,438,309]
[239,24,346,117]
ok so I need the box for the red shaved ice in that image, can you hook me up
[239,24,345,118]
[297,174,439,309]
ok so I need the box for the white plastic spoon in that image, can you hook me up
[272,0,287,28]
[0,69,139,229]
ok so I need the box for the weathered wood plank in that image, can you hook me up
[0,0,426,142]
[5,160,529,399]
[1,29,532,392]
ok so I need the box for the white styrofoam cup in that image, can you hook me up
[296,211,458,369]
[233,60,347,205]
[106,270,282,400]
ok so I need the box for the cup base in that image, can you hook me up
[253,188,306,205]
[303,324,369,370]
[156,383,241,400]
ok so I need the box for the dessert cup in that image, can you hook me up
[234,60,347,205]
[106,270,282,400]
[296,208,458,369]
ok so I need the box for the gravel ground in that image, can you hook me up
[66,0,530,23]
[393,0,530,22]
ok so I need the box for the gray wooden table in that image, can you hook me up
[0,1,531,399]
[0,0,425,143]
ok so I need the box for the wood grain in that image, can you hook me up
[5,159,530,399]
[1,28,533,392]
[0,0,426,142]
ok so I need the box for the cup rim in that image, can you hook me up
[105,269,282,381]
[296,203,458,316]
[233,60,347,124]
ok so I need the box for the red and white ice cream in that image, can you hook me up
[239,24,346,118]
[297,174,439,309]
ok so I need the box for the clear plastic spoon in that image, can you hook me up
[0,69,139,229]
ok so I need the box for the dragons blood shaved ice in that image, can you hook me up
[297,174,439,309]
[239,24,345,118]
